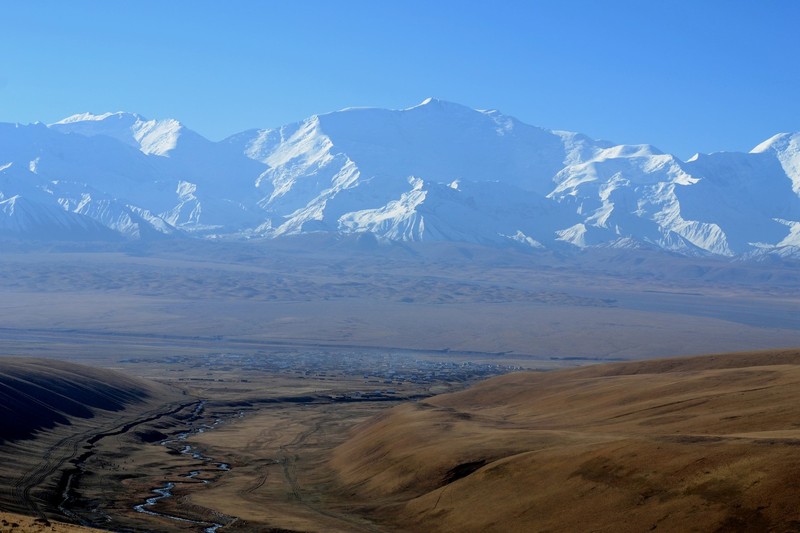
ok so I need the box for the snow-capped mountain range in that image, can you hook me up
[1,98,799,257]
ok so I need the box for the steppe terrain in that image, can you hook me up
[0,511,105,533]
[332,349,800,532]
[6,347,800,532]
[0,358,186,528]
[0,337,510,531]
[1,240,800,531]
[1,239,799,363]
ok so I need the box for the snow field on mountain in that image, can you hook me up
[0,99,797,257]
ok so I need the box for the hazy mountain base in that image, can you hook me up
[1,238,799,365]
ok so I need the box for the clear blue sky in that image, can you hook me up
[1,1,798,159]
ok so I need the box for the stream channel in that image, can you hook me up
[133,401,240,532]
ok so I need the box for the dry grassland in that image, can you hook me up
[186,403,386,532]
[331,349,800,532]
[3,243,800,531]
[5,347,800,532]
[0,359,185,523]
[0,511,104,533]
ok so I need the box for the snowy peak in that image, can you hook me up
[594,144,664,159]
[750,132,800,195]
[54,111,144,125]
[307,98,581,195]
[405,96,474,112]
[750,132,799,154]
[2,101,799,258]
[414,96,438,107]
[50,112,187,156]
[132,118,184,156]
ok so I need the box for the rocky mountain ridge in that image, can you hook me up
[2,99,798,257]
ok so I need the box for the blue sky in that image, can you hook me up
[1,1,798,159]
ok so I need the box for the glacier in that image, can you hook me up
[0,99,798,258]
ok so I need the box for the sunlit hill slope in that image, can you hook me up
[332,349,800,532]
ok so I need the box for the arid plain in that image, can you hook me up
[1,239,800,532]
[2,239,799,362]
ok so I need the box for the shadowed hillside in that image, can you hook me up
[0,357,187,525]
[331,348,800,532]
[0,358,152,443]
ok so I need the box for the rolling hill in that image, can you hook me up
[0,358,184,523]
[0,357,155,443]
[331,348,800,532]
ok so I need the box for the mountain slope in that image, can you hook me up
[0,357,155,443]
[330,349,800,532]
[0,100,797,256]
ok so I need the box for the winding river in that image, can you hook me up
[133,402,240,532]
